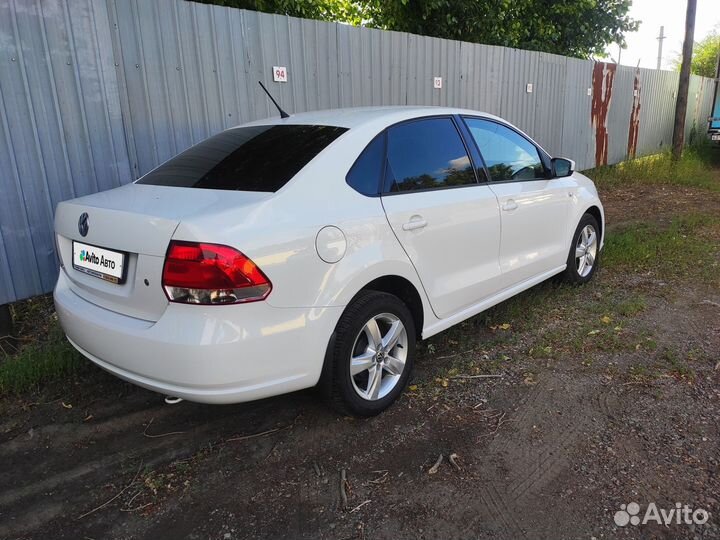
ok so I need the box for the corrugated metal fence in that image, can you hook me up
[0,0,716,305]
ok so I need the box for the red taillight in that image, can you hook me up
[162,241,271,305]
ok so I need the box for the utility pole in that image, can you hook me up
[671,0,696,160]
[656,26,665,70]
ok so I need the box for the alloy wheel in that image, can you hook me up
[349,313,408,401]
[575,224,598,277]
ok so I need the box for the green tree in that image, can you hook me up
[194,0,638,59]
[673,28,720,78]
[193,0,363,24]
[350,0,638,58]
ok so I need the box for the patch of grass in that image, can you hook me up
[627,364,658,384]
[518,288,650,360]
[660,347,695,380]
[586,145,720,192]
[602,213,720,282]
[616,296,647,317]
[637,333,658,352]
[0,321,86,395]
[480,281,576,330]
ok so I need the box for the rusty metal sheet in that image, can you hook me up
[591,62,617,167]
[627,68,641,159]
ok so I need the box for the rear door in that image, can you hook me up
[380,117,502,319]
[462,117,571,287]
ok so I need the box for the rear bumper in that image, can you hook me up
[54,269,343,404]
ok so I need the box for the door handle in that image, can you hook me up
[402,216,428,231]
[502,199,518,212]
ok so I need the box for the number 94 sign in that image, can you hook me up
[273,66,288,83]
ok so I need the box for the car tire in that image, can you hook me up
[321,290,416,417]
[561,212,601,284]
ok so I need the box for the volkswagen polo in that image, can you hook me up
[54,107,604,416]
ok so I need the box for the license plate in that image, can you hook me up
[72,241,126,284]
[712,134,720,141]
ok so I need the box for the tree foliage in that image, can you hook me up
[193,0,363,23]
[193,0,638,59]
[673,28,720,78]
[357,0,637,58]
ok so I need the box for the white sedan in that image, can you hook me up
[54,107,604,416]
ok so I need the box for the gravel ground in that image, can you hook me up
[1,180,719,540]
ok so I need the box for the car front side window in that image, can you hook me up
[463,118,546,182]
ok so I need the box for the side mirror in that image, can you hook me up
[551,157,575,178]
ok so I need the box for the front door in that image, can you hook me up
[462,117,570,287]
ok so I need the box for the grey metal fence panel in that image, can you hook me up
[339,24,408,108]
[605,65,633,166]
[698,77,716,137]
[561,58,594,170]
[457,42,504,114]
[287,17,340,113]
[499,47,539,138]
[637,68,665,155]
[658,70,680,151]
[687,75,715,143]
[533,52,567,158]
[0,0,716,304]
[686,75,700,141]
[0,0,131,304]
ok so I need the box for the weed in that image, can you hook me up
[616,296,647,316]
[602,213,720,283]
[660,347,695,380]
[0,321,86,395]
[628,364,657,384]
[586,145,720,192]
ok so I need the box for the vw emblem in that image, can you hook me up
[78,212,89,237]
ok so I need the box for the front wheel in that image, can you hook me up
[322,291,416,417]
[561,213,600,284]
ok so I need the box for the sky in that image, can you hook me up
[605,0,720,70]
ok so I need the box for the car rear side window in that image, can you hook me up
[346,134,385,196]
[384,118,476,193]
[137,124,348,192]
[463,118,545,181]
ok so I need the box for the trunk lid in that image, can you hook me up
[55,183,271,321]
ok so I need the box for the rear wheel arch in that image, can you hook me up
[355,275,424,339]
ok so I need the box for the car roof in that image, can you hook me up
[241,106,503,130]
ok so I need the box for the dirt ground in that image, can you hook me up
[1,181,719,540]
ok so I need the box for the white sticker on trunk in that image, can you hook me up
[72,241,126,283]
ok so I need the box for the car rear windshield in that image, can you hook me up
[137,124,348,192]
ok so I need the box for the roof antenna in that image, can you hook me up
[258,80,290,119]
